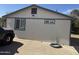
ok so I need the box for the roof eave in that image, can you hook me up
[2,4,74,19]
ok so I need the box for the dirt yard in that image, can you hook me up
[0,36,78,55]
[70,34,79,54]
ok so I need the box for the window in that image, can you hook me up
[44,20,49,24]
[14,18,26,31]
[44,19,55,24]
[31,8,37,14]
[15,19,20,29]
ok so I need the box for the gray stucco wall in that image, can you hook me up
[6,18,70,45]
[6,5,71,45]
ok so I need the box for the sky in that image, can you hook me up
[0,4,79,17]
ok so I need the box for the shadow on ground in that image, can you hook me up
[70,37,79,53]
[0,41,23,55]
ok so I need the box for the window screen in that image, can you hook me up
[14,18,26,31]
[44,19,55,24]
[31,8,37,14]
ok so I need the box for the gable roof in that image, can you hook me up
[2,4,74,19]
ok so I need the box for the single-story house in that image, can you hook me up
[2,4,74,45]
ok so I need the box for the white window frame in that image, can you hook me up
[44,19,55,24]
[14,18,26,31]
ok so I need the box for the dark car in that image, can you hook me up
[0,27,15,46]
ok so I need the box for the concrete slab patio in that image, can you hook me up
[0,38,78,55]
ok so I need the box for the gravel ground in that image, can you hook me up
[0,37,78,55]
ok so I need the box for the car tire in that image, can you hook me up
[4,35,13,44]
